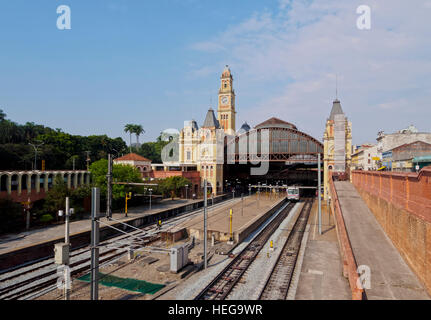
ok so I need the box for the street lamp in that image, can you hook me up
[185,184,189,200]
[29,142,44,170]
[149,188,153,211]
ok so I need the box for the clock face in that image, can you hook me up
[221,96,229,105]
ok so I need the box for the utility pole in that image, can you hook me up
[56,197,73,300]
[149,189,153,211]
[106,154,113,220]
[85,151,91,171]
[90,188,100,300]
[203,180,208,269]
[64,197,71,300]
[29,142,44,170]
[318,153,322,235]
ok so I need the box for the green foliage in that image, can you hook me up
[0,110,127,170]
[136,135,169,163]
[42,176,69,215]
[38,176,91,221]
[90,159,143,203]
[158,176,191,199]
[39,214,54,223]
[0,109,6,121]
[0,198,23,234]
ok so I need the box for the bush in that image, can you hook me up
[39,214,54,223]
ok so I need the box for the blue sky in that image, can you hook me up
[1,0,430,145]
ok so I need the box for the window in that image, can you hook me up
[187,151,191,160]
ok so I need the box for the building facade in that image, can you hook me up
[177,66,239,195]
[113,153,152,178]
[323,99,352,200]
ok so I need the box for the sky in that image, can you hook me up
[0,0,430,146]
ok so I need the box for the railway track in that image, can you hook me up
[258,198,313,300]
[0,196,240,300]
[194,201,295,300]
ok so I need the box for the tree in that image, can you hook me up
[124,124,135,153]
[0,109,6,122]
[90,159,143,202]
[132,124,145,147]
[136,134,169,163]
[159,176,191,200]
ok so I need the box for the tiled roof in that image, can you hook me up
[114,153,152,162]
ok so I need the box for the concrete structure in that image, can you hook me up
[164,194,284,244]
[332,180,430,299]
[0,170,90,202]
[384,141,431,172]
[114,153,152,178]
[177,66,238,195]
[323,99,352,200]
[352,169,431,294]
[351,144,379,171]
[376,125,431,155]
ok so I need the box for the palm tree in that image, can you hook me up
[124,124,134,153]
[132,124,145,147]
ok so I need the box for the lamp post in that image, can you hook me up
[149,188,153,211]
[185,184,189,200]
[29,142,44,170]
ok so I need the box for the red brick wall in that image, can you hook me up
[352,168,431,295]
[0,190,47,203]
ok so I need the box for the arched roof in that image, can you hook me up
[226,118,323,163]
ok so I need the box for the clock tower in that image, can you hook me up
[217,65,236,135]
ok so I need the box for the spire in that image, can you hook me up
[329,99,344,120]
[221,65,232,79]
[202,108,221,129]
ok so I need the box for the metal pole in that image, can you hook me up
[203,180,207,269]
[318,153,322,235]
[65,197,70,244]
[241,193,244,217]
[229,209,233,242]
[106,154,112,219]
[90,188,100,300]
[149,190,152,211]
[64,197,70,300]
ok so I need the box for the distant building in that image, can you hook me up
[114,153,152,178]
[386,141,431,172]
[351,144,379,171]
[323,98,352,200]
[376,125,431,154]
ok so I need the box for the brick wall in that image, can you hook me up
[352,168,431,294]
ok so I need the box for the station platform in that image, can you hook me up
[294,200,351,299]
[334,181,429,300]
[0,198,199,257]
[165,194,284,243]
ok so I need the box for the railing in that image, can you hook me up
[329,172,364,300]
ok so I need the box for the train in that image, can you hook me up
[287,186,300,202]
